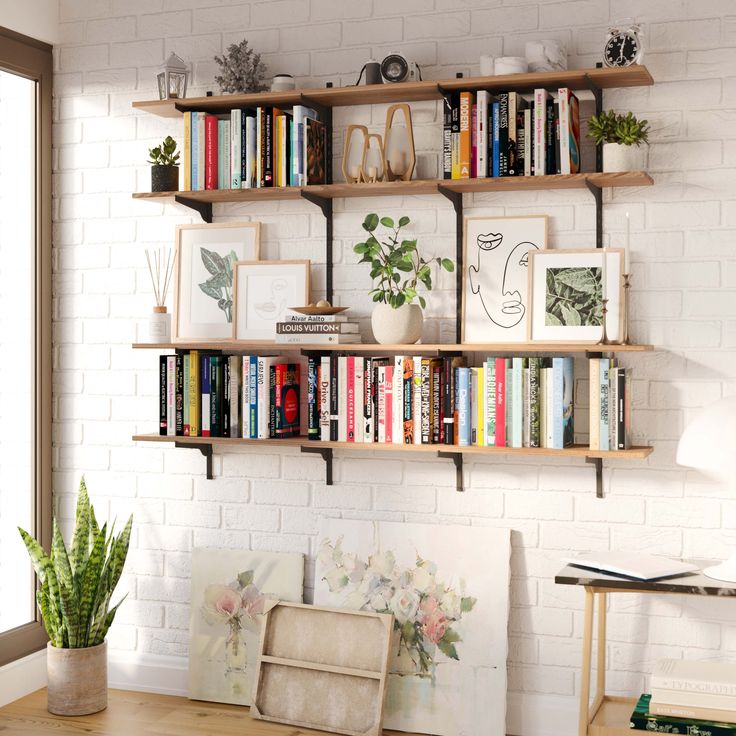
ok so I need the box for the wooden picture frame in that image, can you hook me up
[232,260,310,342]
[527,248,625,342]
[383,103,415,182]
[173,222,261,343]
[462,215,548,344]
[251,601,393,736]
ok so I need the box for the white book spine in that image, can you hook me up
[476,90,489,178]
[393,356,403,444]
[558,88,571,175]
[413,356,422,445]
[651,688,736,711]
[256,107,263,188]
[243,115,256,189]
[338,356,347,442]
[230,109,242,188]
[534,88,546,176]
[523,109,532,177]
[545,367,554,448]
[320,356,330,441]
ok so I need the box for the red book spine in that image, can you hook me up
[384,366,393,444]
[205,115,218,190]
[346,356,355,442]
[495,357,506,447]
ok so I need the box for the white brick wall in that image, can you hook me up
[51,2,736,734]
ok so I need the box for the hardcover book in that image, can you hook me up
[306,118,327,185]
[631,694,736,736]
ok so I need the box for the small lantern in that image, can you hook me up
[383,104,416,182]
[342,125,368,183]
[157,52,189,100]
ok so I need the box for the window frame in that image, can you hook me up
[0,25,52,667]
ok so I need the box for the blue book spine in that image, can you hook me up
[512,357,523,448]
[492,101,500,178]
[552,357,564,449]
[249,355,258,438]
[456,367,470,447]
[191,113,199,191]
[599,358,610,452]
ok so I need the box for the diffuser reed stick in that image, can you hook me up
[145,247,176,307]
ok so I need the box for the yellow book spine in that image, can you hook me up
[477,366,484,447]
[183,111,191,191]
[189,350,199,437]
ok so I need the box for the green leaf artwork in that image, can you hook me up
[198,247,238,323]
[545,267,603,327]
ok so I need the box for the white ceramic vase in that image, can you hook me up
[602,142,647,173]
[371,303,423,345]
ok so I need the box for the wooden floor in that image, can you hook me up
[0,688,420,735]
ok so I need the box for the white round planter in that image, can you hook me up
[47,640,107,716]
[602,142,647,173]
[371,303,423,345]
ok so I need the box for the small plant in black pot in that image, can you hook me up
[149,136,180,192]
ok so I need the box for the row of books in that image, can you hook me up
[180,106,327,191]
[159,353,300,439]
[442,87,581,179]
[275,310,361,345]
[305,355,575,449]
[589,358,632,451]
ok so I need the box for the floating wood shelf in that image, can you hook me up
[132,171,654,205]
[132,341,654,354]
[132,65,653,118]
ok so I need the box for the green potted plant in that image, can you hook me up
[148,135,180,192]
[18,478,132,716]
[354,214,454,344]
[587,110,650,173]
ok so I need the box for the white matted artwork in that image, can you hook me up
[314,519,511,736]
[174,222,260,342]
[463,215,548,343]
[233,260,310,341]
[188,547,304,706]
[528,247,624,342]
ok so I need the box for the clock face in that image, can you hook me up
[604,32,639,67]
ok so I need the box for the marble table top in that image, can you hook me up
[555,560,736,596]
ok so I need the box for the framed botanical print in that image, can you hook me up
[462,215,548,343]
[232,260,310,341]
[173,222,260,342]
[528,248,624,342]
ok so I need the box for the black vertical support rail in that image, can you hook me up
[436,185,463,343]
[300,192,333,304]
[585,179,603,250]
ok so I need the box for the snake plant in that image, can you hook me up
[588,110,650,147]
[18,477,133,649]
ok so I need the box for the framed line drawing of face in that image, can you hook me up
[528,248,624,342]
[232,260,310,341]
[462,216,548,343]
[173,222,260,342]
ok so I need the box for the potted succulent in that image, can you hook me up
[148,135,180,192]
[18,478,133,716]
[587,110,650,173]
[354,214,454,344]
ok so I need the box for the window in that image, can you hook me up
[0,26,52,666]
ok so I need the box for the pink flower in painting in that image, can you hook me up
[240,583,266,621]
[201,584,242,625]
[421,609,449,645]
[420,594,439,616]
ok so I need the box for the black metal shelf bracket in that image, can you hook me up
[301,445,333,485]
[586,456,604,498]
[174,195,213,223]
[300,191,334,304]
[175,442,213,479]
[585,178,603,249]
[437,451,464,493]
[437,185,464,344]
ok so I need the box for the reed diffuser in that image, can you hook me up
[144,247,176,343]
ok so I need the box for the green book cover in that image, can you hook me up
[631,694,736,735]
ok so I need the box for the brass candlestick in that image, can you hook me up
[597,298,612,345]
[621,273,632,345]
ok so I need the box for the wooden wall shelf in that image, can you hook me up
[132,171,653,205]
[132,65,653,118]
[133,342,654,354]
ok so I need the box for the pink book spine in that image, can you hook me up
[346,356,355,442]
[384,366,393,444]
[471,103,478,178]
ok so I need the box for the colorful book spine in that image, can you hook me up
[337,355,347,442]
[159,355,167,435]
[529,357,540,448]
[363,357,374,444]
[476,90,489,178]
[546,98,557,175]
[473,366,484,446]
[166,356,176,437]
[228,355,240,438]
[241,356,250,438]
[201,355,211,437]
[403,357,413,444]
[222,357,230,438]
[485,358,496,446]
[244,112,256,188]
[442,94,453,179]
[307,356,319,440]
[599,358,610,452]
[522,363,530,447]
[511,357,523,448]
[219,119,231,189]
[329,354,338,441]
[248,355,257,439]
[384,366,393,444]
[456,367,470,446]
[495,357,506,447]
[431,359,442,444]
[412,356,422,445]
[523,108,532,176]
[354,358,364,444]
[497,92,509,176]
[272,363,300,437]
[183,353,190,436]
[346,355,356,442]
[205,115,218,190]
[421,359,431,444]
[190,112,199,191]
[470,103,477,179]
[175,354,184,436]
[450,93,460,179]
[182,111,191,191]
[392,355,404,445]
[377,367,387,443]
[230,109,242,189]
[492,100,500,178]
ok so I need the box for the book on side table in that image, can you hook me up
[631,694,736,734]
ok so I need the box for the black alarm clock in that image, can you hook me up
[604,22,643,68]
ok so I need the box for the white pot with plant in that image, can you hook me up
[588,110,650,173]
[18,478,133,716]
[354,213,454,345]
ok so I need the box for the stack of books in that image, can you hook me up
[159,353,300,440]
[275,309,361,345]
[306,355,575,448]
[631,660,736,734]
[589,358,632,451]
[181,105,327,191]
[442,86,580,180]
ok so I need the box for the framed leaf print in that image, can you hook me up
[173,222,260,342]
[528,248,624,342]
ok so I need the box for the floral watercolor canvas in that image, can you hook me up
[188,548,304,706]
[314,519,511,736]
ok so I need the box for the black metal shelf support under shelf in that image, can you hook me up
[174,195,213,223]
[437,451,464,492]
[175,441,213,479]
[301,445,333,485]
[586,456,604,498]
